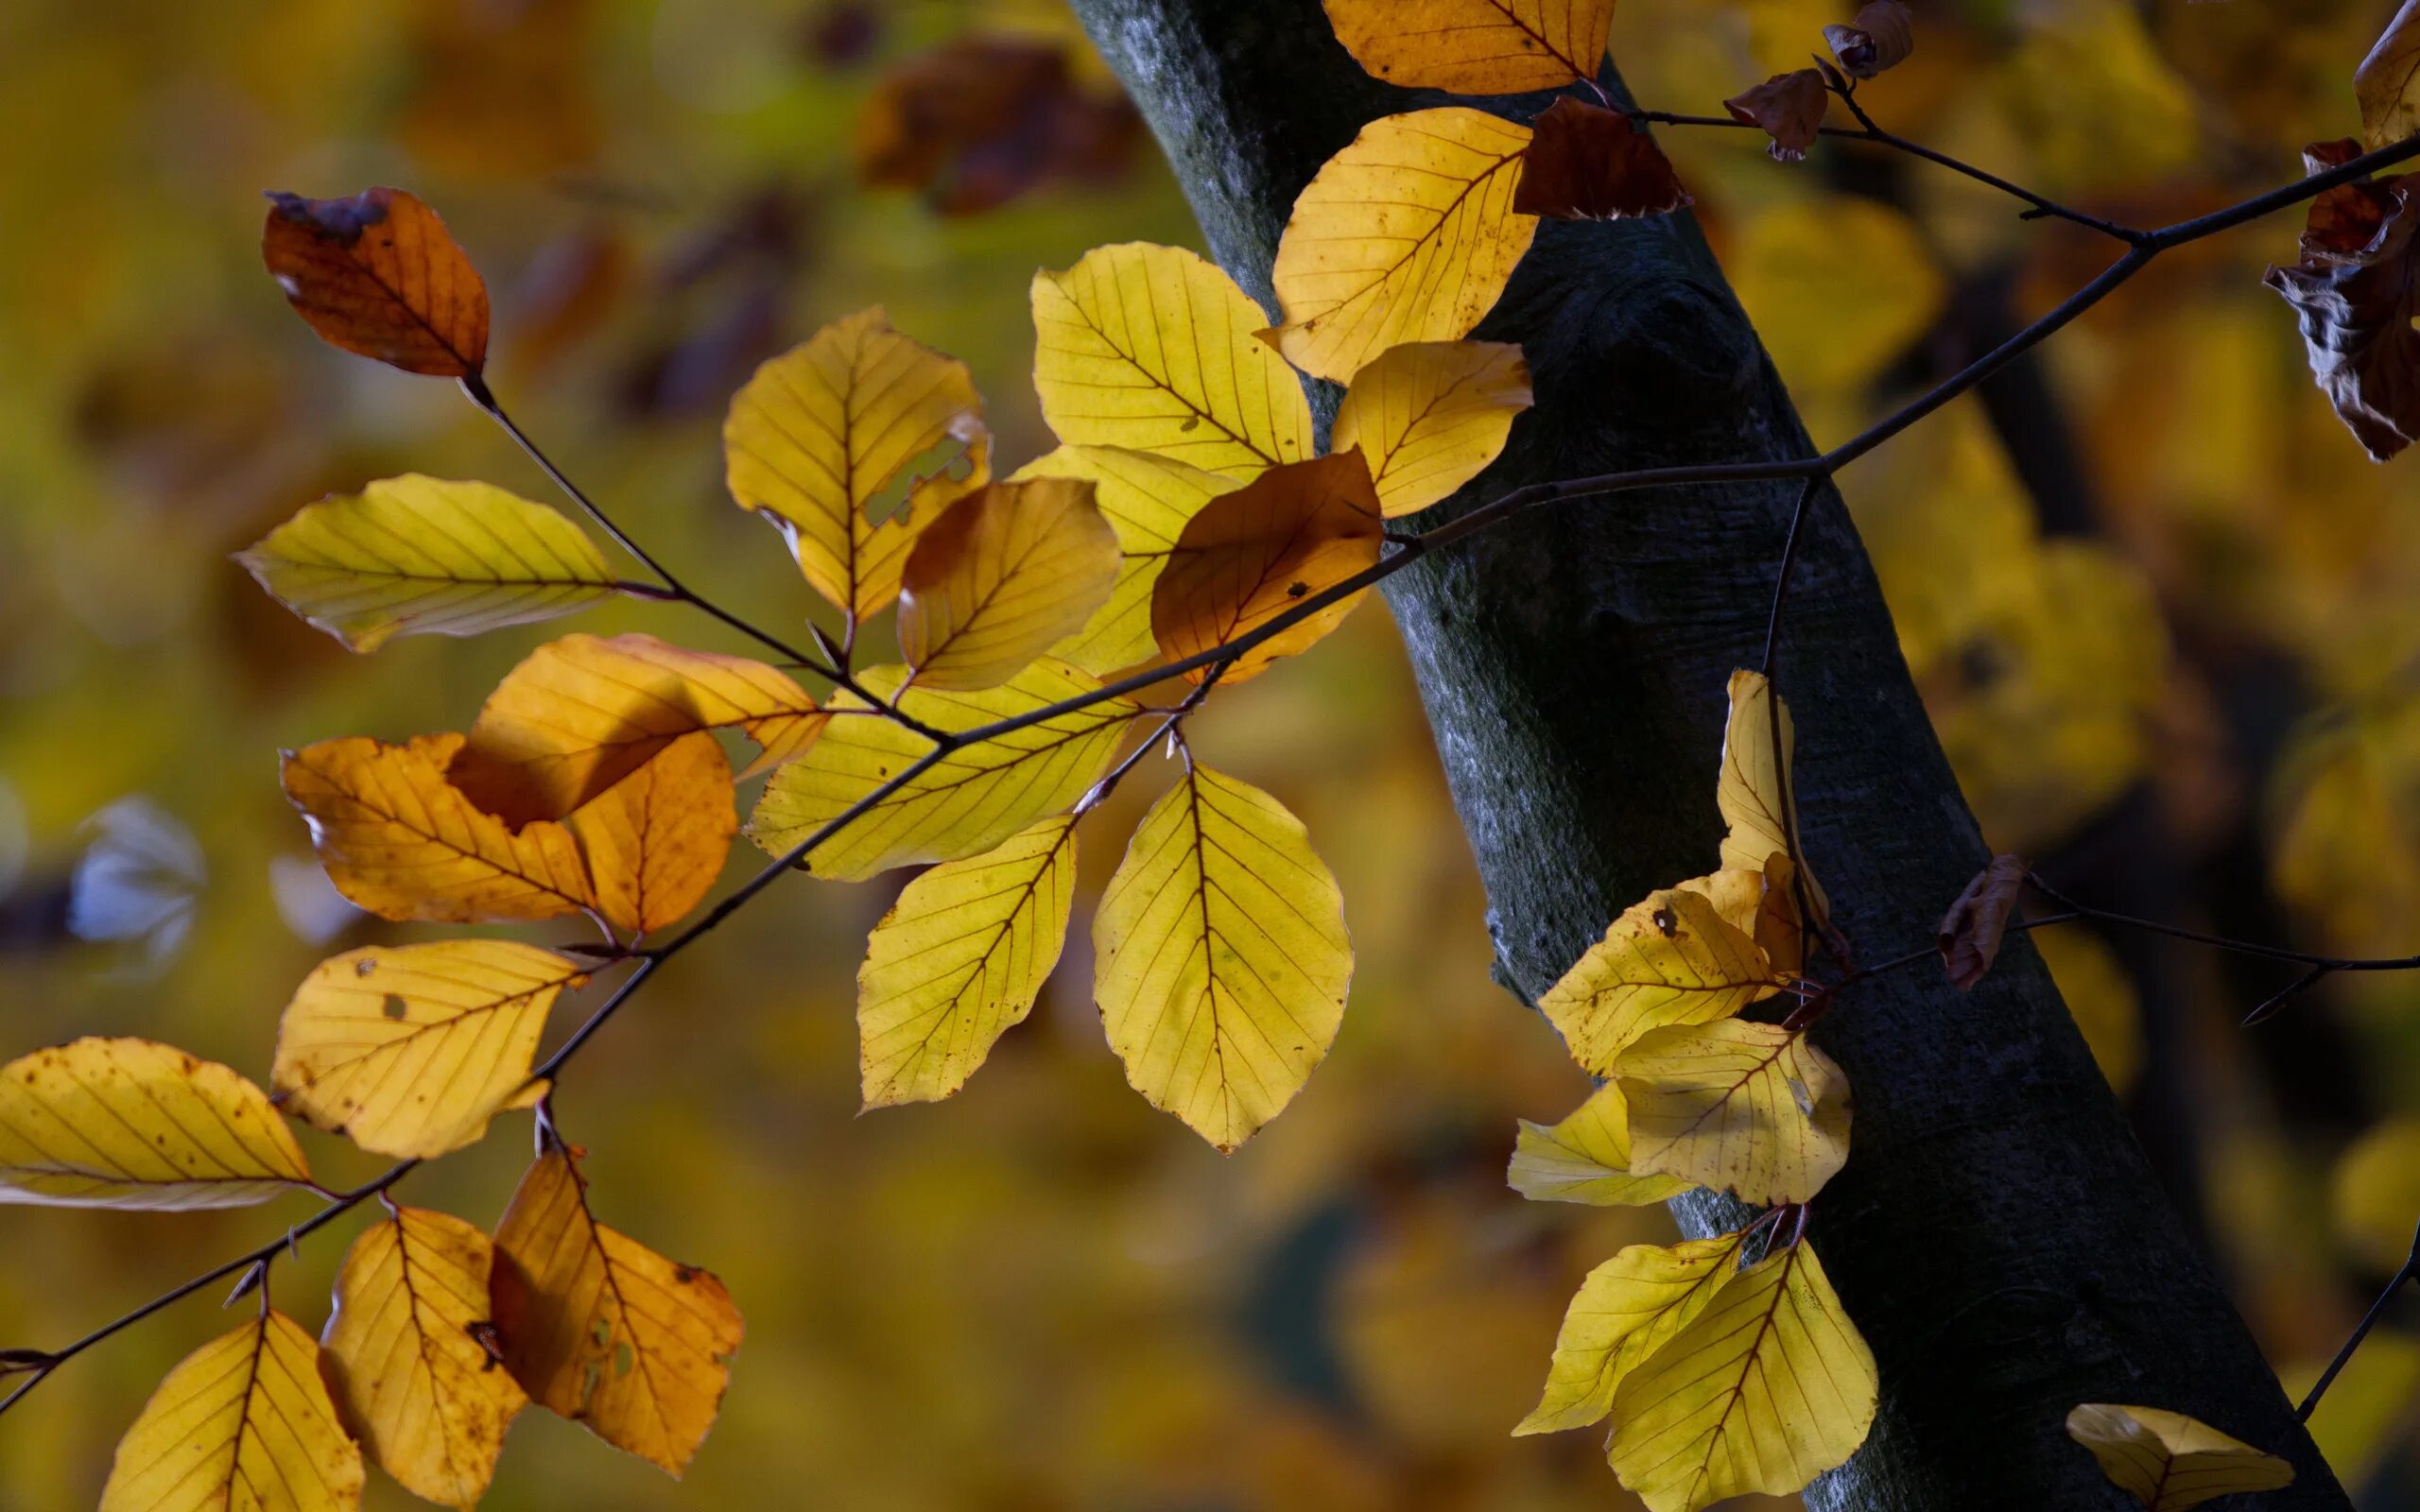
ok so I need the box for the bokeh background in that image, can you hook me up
[7,0,2420,1505]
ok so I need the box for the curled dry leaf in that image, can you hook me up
[898,476,1123,691]
[855,36,1141,215]
[1824,1,1914,80]
[2357,2,2420,152]
[262,186,489,377]
[1321,0,1616,94]
[1724,70,1829,163]
[1936,852,2029,989]
[100,1313,365,1512]
[2065,1403,2294,1510]
[2264,152,2420,462]
[1512,97,1693,221]
[1150,450,1386,685]
[0,1038,310,1210]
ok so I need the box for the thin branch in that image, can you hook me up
[2298,1212,2420,1422]
[2025,875,2420,976]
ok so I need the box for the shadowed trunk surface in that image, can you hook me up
[1064,3,2345,1507]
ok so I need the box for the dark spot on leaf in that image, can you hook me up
[382,993,408,1021]
[1652,905,1678,937]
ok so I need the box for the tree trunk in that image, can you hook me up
[1065,4,2346,1508]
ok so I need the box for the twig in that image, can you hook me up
[2298,1213,2420,1422]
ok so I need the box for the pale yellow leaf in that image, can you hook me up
[1095,765,1354,1151]
[1322,0,1616,93]
[1536,888,1781,1077]
[723,306,992,619]
[1673,852,1803,978]
[1717,669,1831,925]
[491,1146,745,1477]
[1266,109,1538,384]
[2065,1403,2295,1510]
[1515,1234,1744,1435]
[857,816,1078,1107]
[2358,3,2420,152]
[0,1038,309,1210]
[749,659,1132,881]
[100,1313,365,1512]
[1332,339,1531,517]
[321,1208,527,1510]
[1031,242,1315,474]
[899,477,1122,691]
[1615,1019,1852,1206]
[272,941,585,1160]
[1507,1081,1688,1207]
[1606,1240,1877,1512]
[566,730,736,935]
[1010,445,1245,674]
[237,475,617,653]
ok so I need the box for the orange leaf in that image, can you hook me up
[1724,71,1829,163]
[567,730,737,936]
[262,188,489,378]
[898,477,1122,691]
[1321,0,1616,94]
[1512,98,1691,222]
[1150,451,1385,685]
[1937,853,2029,990]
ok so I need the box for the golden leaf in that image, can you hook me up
[749,659,1132,881]
[100,1313,365,1512]
[271,941,585,1160]
[282,732,595,923]
[1031,242,1315,474]
[1515,1234,1744,1435]
[262,186,487,377]
[236,475,618,654]
[857,816,1078,1107]
[0,1038,309,1210]
[2360,4,2420,152]
[1507,1081,1688,1208]
[1673,852,1803,978]
[1010,445,1245,674]
[1606,1241,1877,1512]
[321,1208,527,1510]
[450,632,825,824]
[1717,669,1831,925]
[1321,0,1616,94]
[1331,340,1531,518]
[723,307,992,619]
[1150,450,1385,684]
[491,1146,745,1477]
[898,477,1122,691]
[1537,888,1781,1077]
[1265,108,1537,384]
[1615,1020,1852,1206]
[567,730,736,935]
[1094,765,1354,1151]
[2065,1403,2295,1510]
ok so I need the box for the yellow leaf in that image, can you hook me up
[1031,242,1315,475]
[321,1208,527,1510]
[723,307,993,619]
[491,1146,745,1477]
[1615,1020,1852,1206]
[2065,1403,2295,1510]
[1096,765,1354,1151]
[1151,451,1386,685]
[1515,1234,1744,1435]
[1717,669,1831,926]
[1331,339,1532,517]
[100,1312,365,1512]
[1537,888,1781,1077]
[0,1038,309,1209]
[567,730,736,935]
[857,816,1078,1107]
[1265,108,1538,384]
[1507,1081,1689,1207]
[1673,852,1804,978]
[1010,445,1245,674]
[236,475,618,653]
[1322,0,1616,93]
[2333,1115,2420,1273]
[283,732,595,923]
[1606,1240,1877,1512]
[2359,4,2420,152]
[749,659,1132,881]
[271,942,586,1160]
[450,632,826,825]
[899,477,1122,691]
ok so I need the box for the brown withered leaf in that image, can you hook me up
[2358,2,2420,152]
[1937,853,2028,990]
[262,188,489,377]
[2264,149,2420,462]
[1824,2,1914,80]
[1725,70,1829,163]
[1513,98,1691,222]
[855,37,1142,216]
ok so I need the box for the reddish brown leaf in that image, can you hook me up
[262,187,490,377]
[1512,98,1691,222]
[1824,2,1914,80]
[1725,70,1829,163]
[854,38,1142,216]
[1936,854,2028,990]
[2265,154,2420,462]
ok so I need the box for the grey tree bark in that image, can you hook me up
[1065,3,2347,1508]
